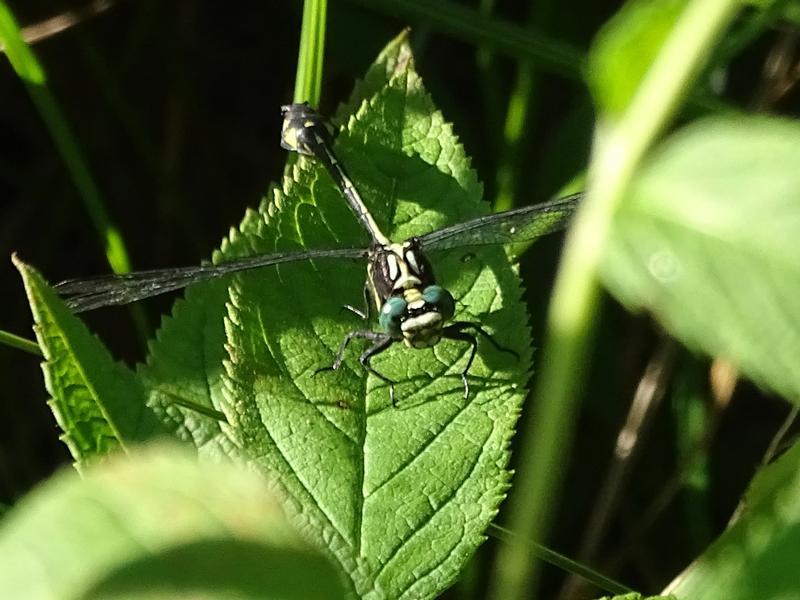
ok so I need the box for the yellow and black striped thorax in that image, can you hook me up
[369,239,456,348]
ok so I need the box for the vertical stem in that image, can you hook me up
[489,1,739,598]
[0,2,149,342]
[0,3,131,273]
[294,0,328,106]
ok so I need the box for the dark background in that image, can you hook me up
[1,1,797,598]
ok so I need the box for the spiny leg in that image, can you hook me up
[440,329,479,399]
[358,335,398,406]
[446,321,519,360]
[342,282,372,321]
[316,329,397,404]
[442,322,520,399]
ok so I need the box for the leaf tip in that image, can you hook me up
[11,250,29,274]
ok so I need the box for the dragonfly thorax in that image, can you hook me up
[370,239,455,347]
[368,239,434,302]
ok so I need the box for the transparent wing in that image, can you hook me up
[56,247,369,313]
[418,193,582,251]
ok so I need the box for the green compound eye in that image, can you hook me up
[379,296,407,335]
[422,285,455,321]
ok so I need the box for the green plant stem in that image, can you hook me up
[474,0,503,159]
[0,3,130,275]
[0,329,42,356]
[488,1,740,599]
[488,524,632,595]
[0,2,148,342]
[492,67,535,212]
[492,0,558,212]
[294,0,327,106]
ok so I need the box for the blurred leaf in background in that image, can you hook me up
[0,443,346,600]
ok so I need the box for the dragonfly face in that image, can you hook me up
[369,239,455,348]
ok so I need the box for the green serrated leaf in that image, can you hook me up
[139,278,240,461]
[14,257,163,465]
[602,116,800,405]
[220,47,530,599]
[667,440,800,599]
[588,0,687,116]
[0,443,346,600]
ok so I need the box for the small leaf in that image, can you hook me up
[0,443,346,600]
[221,43,530,599]
[602,116,800,405]
[14,257,163,465]
[588,0,687,115]
[667,440,800,599]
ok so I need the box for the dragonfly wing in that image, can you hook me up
[418,193,582,252]
[56,247,369,313]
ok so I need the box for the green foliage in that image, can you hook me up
[9,0,800,597]
[15,33,529,599]
[603,117,800,405]
[0,444,346,600]
[14,257,163,466]
[588,0,687,115]
[188,33,528,599]
[0,3,44,84]
[0,0,133,277]
[668,440,800,599]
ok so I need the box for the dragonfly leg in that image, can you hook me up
[342,282,372,321]
[358,334,398,406]
[446,322,519,360]
[316,330,398,404]
[442,322,520,399]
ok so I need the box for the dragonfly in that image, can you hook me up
[55,103,582,404]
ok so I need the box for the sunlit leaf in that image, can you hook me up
[15,258,163,466]
[219,41,531,598]
[603,116,800,405]
[667,440,800,599]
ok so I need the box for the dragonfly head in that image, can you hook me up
[379,285,455,349]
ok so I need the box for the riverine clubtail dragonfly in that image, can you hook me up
[55,103,582,403]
